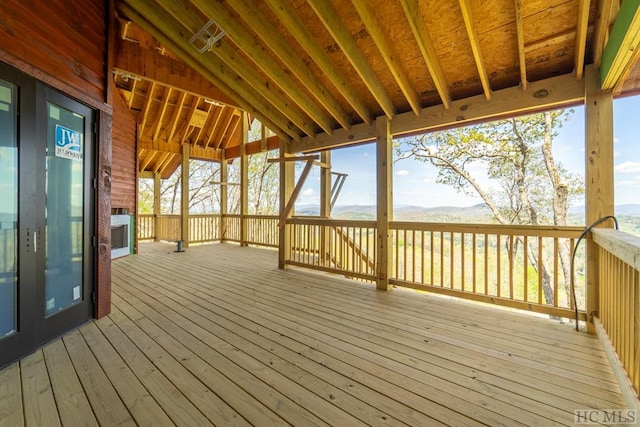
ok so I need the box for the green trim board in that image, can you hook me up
[601,0,640,89]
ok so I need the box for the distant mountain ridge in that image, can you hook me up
[294,203,640,221]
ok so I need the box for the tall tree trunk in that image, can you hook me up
[541,112,572,307]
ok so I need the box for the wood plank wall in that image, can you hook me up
[111,87,137,213]
[0,0,107,105]
[0,0,112,318]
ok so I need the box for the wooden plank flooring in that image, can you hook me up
[0,242,628,426]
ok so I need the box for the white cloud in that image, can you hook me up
[396,169,410,176]
[423,178,436,184]
[614,137,620,144]
[615,161,640,174]
[302,188,314,196]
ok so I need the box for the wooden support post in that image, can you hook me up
[240,112,249,246]
[320,151,331,264]
[153,172,161,242]
[279,140,294,269]
[220,150,228,242]
[181,143,190,247]
[585,66,615,333]
[376,116,393,291]
[320,151,331,218]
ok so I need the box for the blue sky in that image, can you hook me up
[296,96,640,208]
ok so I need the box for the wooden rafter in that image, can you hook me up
[192,102,213,144]
[399,0,451,109]
[204,106,225,149]
[307,0,396,119]
[593,0,619,68]
[514,0,528,90]
[166,92,187,142]
[458,0,492,100]
[118,1,297,143]
[221,115,240,150]
[127,78,138,109]
[140,150,156,172]
[185,0,337,136]
[228,0,352,131]
[262,0,371,125]
[139,82,156,132]
[147,0,315,139]
[153,152,172,174]
[181,96,200,144]
[214,109,234,150]
[351,0,420,115]
[151,86,172,141]
[575,0,592,79]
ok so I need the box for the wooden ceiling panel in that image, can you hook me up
[114,0,638,155]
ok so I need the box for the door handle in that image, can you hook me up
[33,229,37,253]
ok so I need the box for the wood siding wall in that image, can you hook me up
[0,0,112,318]
[0,0,107,106]
[111,88,137,213]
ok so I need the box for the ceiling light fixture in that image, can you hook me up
[190,19,226,53]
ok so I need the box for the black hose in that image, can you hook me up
[570,215,619,331]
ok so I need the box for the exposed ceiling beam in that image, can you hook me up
[514,0,528,90]
[185,0,336,135]
[205,106,225,149]
[601,0,640,90]
[114,39,238,107]
[152,0,317,138]
[166,92,187,142]
[139,140,221,162]
[139,82,156,132]
[593,0,618,69]
[180,96,200,144]
[139,150,156,172]
[227,0,352,131]
[290,71,586,153]
[262,0,371,125]
[151,86,172,141]
[192,102,213,144]
[458,0,492,100]
[575,0,592,79]
[118,1,297,143]
[351,0,421,115]
[307,0,396,119]
[399,0,451,109]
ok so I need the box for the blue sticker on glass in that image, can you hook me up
[55,124,83,161]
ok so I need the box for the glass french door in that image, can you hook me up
[0,63,95,368]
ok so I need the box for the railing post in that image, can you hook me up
[376,116,392,290]
[278,140,294,269]
[181,143,190,248]
[240,112,249,247]
[153,171,161,242]
[585,66,614,333]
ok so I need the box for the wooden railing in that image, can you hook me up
[245,215,278,247]
[189,214,221,243]
[285,217,377,281]
[137,214,155,241]
[155,215,181,242]
[222,215,242,243]
[390,222,585,319]
[137,214,588,319]
[593,229,640,398]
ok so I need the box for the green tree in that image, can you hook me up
[396,110,583,306]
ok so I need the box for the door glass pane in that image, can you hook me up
[45,102,84,316]
[0,81,17,338]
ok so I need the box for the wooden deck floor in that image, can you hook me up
[0,242,627,426]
